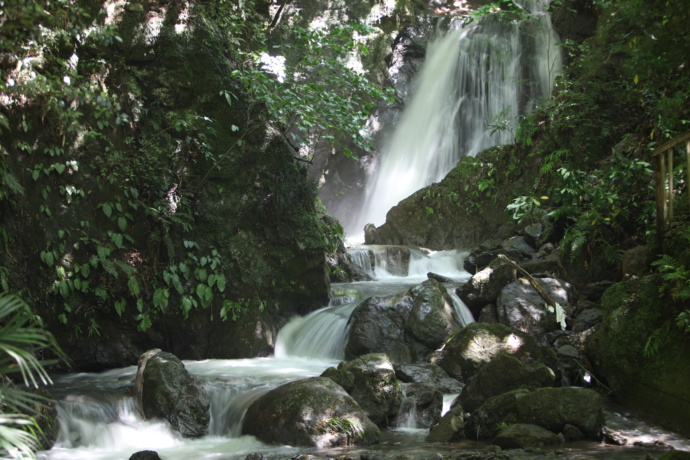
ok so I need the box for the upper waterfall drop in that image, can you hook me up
[348,1,562,237]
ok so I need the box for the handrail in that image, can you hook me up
[652,130,690,239]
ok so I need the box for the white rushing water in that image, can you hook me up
[348,0,562,236]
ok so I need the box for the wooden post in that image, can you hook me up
[660,150,668,228]
[687,140,690,215]
[655,154,665,239]
[667,149,674,224]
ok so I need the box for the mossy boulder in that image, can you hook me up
[465,389,530,440]
[321,353,402,427]
[585,276,690,436]
[138,351,210,438]
[492,423,563,449]
[437,322,556,382]
[427,402,466,442]
[513,387,604,438]
[242,377,380,448]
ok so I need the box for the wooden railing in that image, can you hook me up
[652,130,690,235]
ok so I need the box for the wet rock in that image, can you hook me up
[394,363,463,393]
[436,322,557,382]
[502,236,536,260]
[621,245,652,276]
[477,304,498,323]
[578,281,615,303]
[138,351,210,438]
[242,377,380,448]
[345,279,461,363]
[427,403,466,442]
[244,453,265,460]
[464,240,528,273]
[514,387,604,438]
[428,272,455,283]
[572,308,602,333]
[129,452,161,460]
[457,259,517,320]
[492,423,563,449]
[496,277,573,335]
[657,452,690,460]
[395,383,443,428]
[460,354,555,413]
[322,353,402,427]
[562,423,585,441]
[602,426,628,445]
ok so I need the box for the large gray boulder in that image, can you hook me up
[436,322,556,382]
[345,279,461,363]
[137,351,210,438]
[242,377,380,448]
[496,277,573,335]
[493,423,564,449]
[460,354,555,413]
[322,353,402,427]
[457,258,517,320]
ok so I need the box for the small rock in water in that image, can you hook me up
[245,453,266,460]
[129,451,161,460]
[427,272,454,283]
[633,439,674,450]
[602,426,628,445]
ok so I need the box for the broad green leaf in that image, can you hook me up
[102,203,112,218]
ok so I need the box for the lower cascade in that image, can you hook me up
[40,245,475,460]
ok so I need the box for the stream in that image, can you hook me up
[38,247,690,460]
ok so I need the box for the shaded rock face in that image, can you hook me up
[138,351,210,438]
[459,353,555,413]
[345,279,461,363]
[493,423,564,449]
[496,277,573,335]
[362,146,531,250]
[242,377,380,448]
[513,387,604,438]
[436,322,556,382]
[426,402,465,442]
[321,354,402,427]
[464,387,603,441]
[464,389,530,440]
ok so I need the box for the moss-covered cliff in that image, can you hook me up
[0,0,345,369]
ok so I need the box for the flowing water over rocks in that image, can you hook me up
[38,246,689,460]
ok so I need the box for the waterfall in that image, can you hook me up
[348,0,562,235]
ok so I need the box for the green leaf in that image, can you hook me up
[216,274,226,293]
[114,299,126,316]
[153,288,169,310]
[197,268,208,282]
[118,216,127,232]
[102,203,112,218]
[54,163,66,174]
[128,276,141,296]
[59,280,69,299]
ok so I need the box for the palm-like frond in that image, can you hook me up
[0,292,66,459]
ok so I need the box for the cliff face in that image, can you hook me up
[0,1,341,370]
